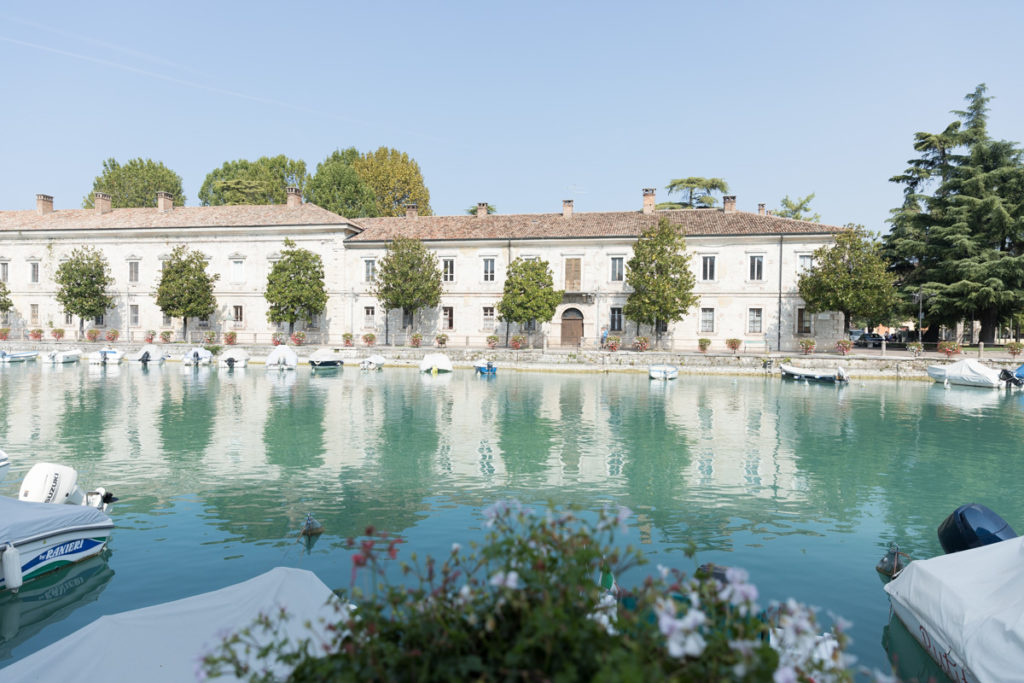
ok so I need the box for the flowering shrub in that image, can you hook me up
[606,335,620,351]
[410,333,423,348]
[144,329,156,343]
[51,328,65,341]
[105,329,119,342]
[29,328,43,340]
[0,328,8,341]
[937,340,961,358]
[272,332,287,346]
[835,339,853,355]
[510,334,526,350]
[159,330,172,343]
[343,332,354,347]
[633,336,650,352]
[223,331,237,345]
[1007,341,1024,357]
[725,338,742,353]
[203,330,216,344]
[698,338,711,352]
[290,331,306,346]
[906,341,923,357]
[486,334,499,349]
[362,332,376,346]
[435,333,449,347]
[798,338,816,355]
[203,503,853,681]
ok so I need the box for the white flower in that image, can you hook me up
[718,567,759,615]
[489,570,521,590]
[657,564,670,580]
[451,542,461,554]
[654,598,707,659]
[773,665,797,683]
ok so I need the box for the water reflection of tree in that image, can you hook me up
[496,375,556,483]
[263,374,326,470]
[158,368,217,466]
[56,368,117,460]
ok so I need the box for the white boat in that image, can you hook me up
[779,363,848,383]
[181,347,212,366]
[0,449,8,483]
[0,350,38,363]
[884,535,1024,683]
[265,345,298,370]
[309,347,344,367]
[125,344,166,365]
[648,364,678,380]
[474,359,497,375]
[1,567,341,681]
[926,358,1003,388]
[219,348,249,368]
[45,348,82,364]
[419,353,453,373]
[87,348,123,365]
[359,354,386,371]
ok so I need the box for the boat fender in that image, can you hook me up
[1,543,23,593]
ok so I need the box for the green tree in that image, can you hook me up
[82,158,186,208]
[155,245,219,340]
[265,239,328,335]
[53,246,115,335]
[465,204,496,215]
[0,281,11,318]
[799,225,898,333]
[372,237,443,338]
[775,193,821,222]
[306,148,378,217]
[622,217,698,343]
[352,147,432,217]
[496,258,563,345]
[198,155,308,206]
[658,177,730,209]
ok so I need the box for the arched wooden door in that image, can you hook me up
[561,308,584,346]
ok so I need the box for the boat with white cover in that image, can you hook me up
[45,348,82,364]
[309,347,344,367]
[474,359,497,375]
[648,364,678,380]
[87,348,123,365]
[0,350,38,363]
[0,449,8,483]
[359,354,386,370]
[181,347,212,366]
[779,363,848,383]
[926,358,1004,388]
[125,344,166,365]
[419,353,453,373]
[219,348,249,368]
[265,345,298,370]
[1,567,341,681]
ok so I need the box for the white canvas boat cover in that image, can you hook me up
[1,567,341,681]
[221,348,250,362]
[265,345,298,367]
[419,353,453,372]
[309,347,342,361]
[884,536,1024,682]
[0,498,112,546]
[128,344,163,361]
[926,359,1001,388]
[181,347,213,362]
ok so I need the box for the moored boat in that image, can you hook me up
[0,350,38,363]
[87,348,123,365]
[265,345,298,370]
[359,354,386,371]
[45,348,82,364]
[309,347,344,368]
[181,347,212,366]
[419,353,453,373]
[926,358,1005,388]
[219,348,249,368]
[779,363,848,383]
[125,344,166,365]
[474,359,497,375]
[648,364,678,380]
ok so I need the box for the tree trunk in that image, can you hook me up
[384,310,390,346]
[505,321,510,347]
[289,320,295,335]
[979,309,998,344]
[922,325,940,343]
[842,311,850,334]
[182,319,188,342]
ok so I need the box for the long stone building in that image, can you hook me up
[0,188,844,351]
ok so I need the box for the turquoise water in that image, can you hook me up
[2,362,1023,673]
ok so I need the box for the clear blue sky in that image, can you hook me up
[2,1,1023,231]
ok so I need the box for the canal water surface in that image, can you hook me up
[2,362,1023,672]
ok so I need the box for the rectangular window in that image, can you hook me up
[233,305,244,323]
[442,306,454,330]
[402,310,413,328]
[95,314,105,327]
[30,262,39,283]
[565,257,581,291]
[483,258,495,282]
[198,316,210,329]
[797,308,812,334]
[64,311,73,325]
[130,304,139,326]
[701,256,715,281]
[0,262,7,283]
[483,306,495,327]
[129,261,139,283]
[799,255,813,273]
[307,314,320,329]
[610,257,624,282]
[525,320,537,332]
[443,258,456,283]
[749,255,763,281]
[231,260,244,282]
[162,313,172,327]
[748,308,763,334]
[610,307,623,332]
[700,308,715,333]
[363,306,375,327]
[30,304,39,325]
[364,259,376,283]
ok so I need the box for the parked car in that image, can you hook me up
[855,333,884,348]
[848,330,865,343]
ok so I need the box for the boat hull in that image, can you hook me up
[1,352,39,363]
[889,597,978,683]
[310,359,343,367]
[648,364,678,380]
[779,364,847,383]
[2,527,112,591]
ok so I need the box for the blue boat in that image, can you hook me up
[474,360,497,375]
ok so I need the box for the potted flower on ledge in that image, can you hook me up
[698,338,711,353]
[105,329,119,342]
[271,332,287,346]
[362,332,376,347]
[486,334,499,349]
[1007,341,1024,358]
[937,340,961,358]
[798,338,816,355]
[633,336,649,352]
[510,334,526,350]
[606,335,620,351]
[290,331,306,346]
[86,329,100,342]
[835,339,853,356]
[0,328,8,341]
[29,328,43,341]
[159,330,173,343]
[410,333,423,348]
[906,341,923,357]
[725,338,742,354]
[223,331,237,345]
[435,333,449,348]
[144,330,156,343]
[51,328,65,341]
[343,332,354,347]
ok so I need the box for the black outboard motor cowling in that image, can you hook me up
[937,503,1017,554]
[999,368,1023,387]
[140,351,150,364]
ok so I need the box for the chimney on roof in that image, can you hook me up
[405,203,418,218]
[476,202,488,217]
[562,199,573,219]
[36,194,53,215]
[642,188,656,214]
[723,195,736,213]
[758,203,765,216]
[766,209,773,216]
[94,192,112,214]
[286,186,302,208]
[157,191,174,212]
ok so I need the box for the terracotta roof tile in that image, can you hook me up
[0,203,354,231]
[347,209,844,242]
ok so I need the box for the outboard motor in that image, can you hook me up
[999,368,1023,388]
[226,357,236,369]
[937,503,1017,554]
[19,463,116,511]
[140,350,150,365]
[192,350,200,364]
